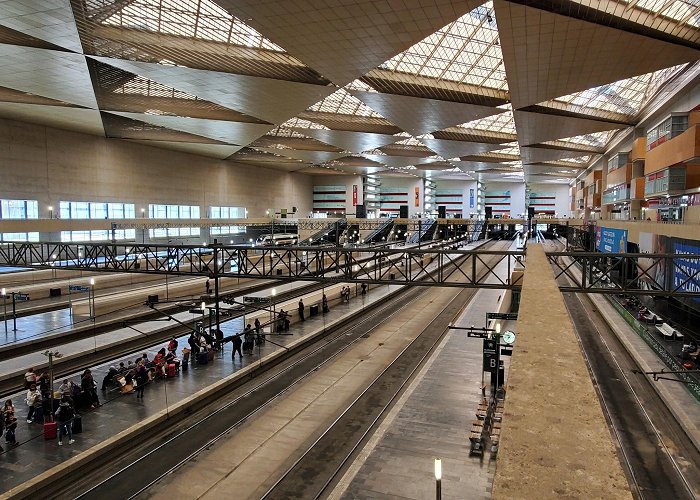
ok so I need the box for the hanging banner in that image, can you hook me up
[352,184,358,206]
[469,188,475,208]
[415,186,420,207]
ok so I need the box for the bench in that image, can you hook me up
[655,322,683,341]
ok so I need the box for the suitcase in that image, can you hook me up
[198,351,208,365]
[43,421,57,440]
[72,415,82,434]
[243,340,253,351]
[207,350,214,362]
[167,363,177,378]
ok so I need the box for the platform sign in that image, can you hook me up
[483,338,499,372]
[486,312,518,321]
[69,285,90,292]
[14,293,29,301]
[243,296,271,305]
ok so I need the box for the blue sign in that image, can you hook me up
[595,226,627,253]
[671,238,700,298]
[69,285,90,292]
[469,188,474,209]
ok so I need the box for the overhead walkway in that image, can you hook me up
[492,244,631,499]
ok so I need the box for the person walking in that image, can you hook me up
[205,279,211,295]
[25,384,42,423]
[135,361,148,399]
[81,369,99,409]
[298,298,305,322]
[55,396,75,446]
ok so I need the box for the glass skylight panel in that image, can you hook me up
[379,1,507,90]
[549,130,620,149]
[307,88,384,117]
[395,136,428,146]
[266,127,309,138]
[550,65,687,119]
[101,0,286,51]
[457,106,516,135]
[492,143,520,156]
[116,75,197,99]
[280,117,329,130]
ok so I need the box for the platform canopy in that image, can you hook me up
[0,0,698,183]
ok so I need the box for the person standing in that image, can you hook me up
[254,318,264,345]
[322,293,329,313]
[25,384,42,423]
[205,279,211,295]
[55,397,75,446]
[298,299,305,322]
[231,334,243,360]
[81,369,99,409]
[24,368,36,389]
[3,400,17,446]
[135,361,148,399]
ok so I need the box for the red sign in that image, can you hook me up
[352,185,357,206]
[415,186,420,207]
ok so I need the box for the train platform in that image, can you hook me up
[327,242,517,499]
[0,281,401,494]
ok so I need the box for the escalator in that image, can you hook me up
[364,219,393,244]
[300,218,348,246]
[406,219,437,244]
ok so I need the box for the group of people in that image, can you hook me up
[340,286,351,302]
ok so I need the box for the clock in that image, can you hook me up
[502,330,516,345]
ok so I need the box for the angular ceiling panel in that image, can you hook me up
[0,0,82,53]
[422,138,504,159]
[113,112,274,145]
[127,140,243,159]
[514,110,628,146]
[296,129,401,154]
[0,103,103,135]
[495,0,700,109]
[0,44,97,108]
[453,161,519,173]
[361,154,437,168]
[521,146,593,164]
[256,148,346,164]
[351,90,503,135]
[215,0,481,86]
[91,56,335,125]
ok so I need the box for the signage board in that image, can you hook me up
[14,293,29,301]
[483,338,498,372]
[69,285,90,292]
[595,226,627,253]
[243,296,271,305]
[486,312,518,321]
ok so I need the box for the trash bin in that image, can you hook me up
[49,288,61,297]
[309,304,319,316]
[147,294,159,304]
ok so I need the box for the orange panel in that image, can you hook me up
[685,166,700,190]
[630,177,645,199]
[646,125,700,174]
[606,164,631,189]
[630,137,646,161]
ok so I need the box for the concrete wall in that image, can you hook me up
[0,117,314,220]
[527,183,572,217]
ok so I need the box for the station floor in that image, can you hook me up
[0,281,400,493]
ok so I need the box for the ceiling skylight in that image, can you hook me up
[307,88,384,117]
[456,104,516,134]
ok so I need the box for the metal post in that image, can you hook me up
[2,288,6,335]
[48,352,54,422]
[12,292,17,332]
[435,458,442,500]
[214,245,220,335]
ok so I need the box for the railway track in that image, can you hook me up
[551,244,700,499]
[61,239,513,500]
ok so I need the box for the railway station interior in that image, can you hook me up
[2,0,700,498]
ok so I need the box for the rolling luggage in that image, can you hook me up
[167,363,177,378]
[198,351,208,365]
[72,415,82,434]
[43,421,57,440]
[207,349,214,362]
[243,340,253,352]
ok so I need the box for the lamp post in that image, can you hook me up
[434,458,442,500]
[89,278,96,318]
[43,350,62,421]
[271,288,276,331]
[1,288,7,335]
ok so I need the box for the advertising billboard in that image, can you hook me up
[595,226,627,253]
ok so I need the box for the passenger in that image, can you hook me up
[188,333,200,359]
[205,279,211,295]
[243,324,254,354]
[152,349,167,377]
[117,362,127,374]
[54,396,75,446]
[135,361,148,399]
[101,366,119,391]
[81,369,99,409]
[298,299,305,322]
[58,380,72,399]
[231,334,243,361]
[181,347,191,366]
[361,283,367,295]
[214,329,224,351]
[322,293,329,313]
[3,400,17,446]
[167,336,178,354]
[24,368,36,389]
[254,318,264,345]
[25,384,42,423]
[141,353,150,367]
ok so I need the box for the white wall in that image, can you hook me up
[310,174,363,215]
[528,183,572,217]
[435,180,478,216]
[379,177,423,216]
[483,181,526,217]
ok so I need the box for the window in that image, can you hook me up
[59,201,135,219]
[1,232,39,242]
[148,227,201,238]
[0,199,39,219]
[149,204,200,219]
[209,206,246,219]
[60,229,136,242]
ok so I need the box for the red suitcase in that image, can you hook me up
[44,421,57,440]
[167,363,177,378]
